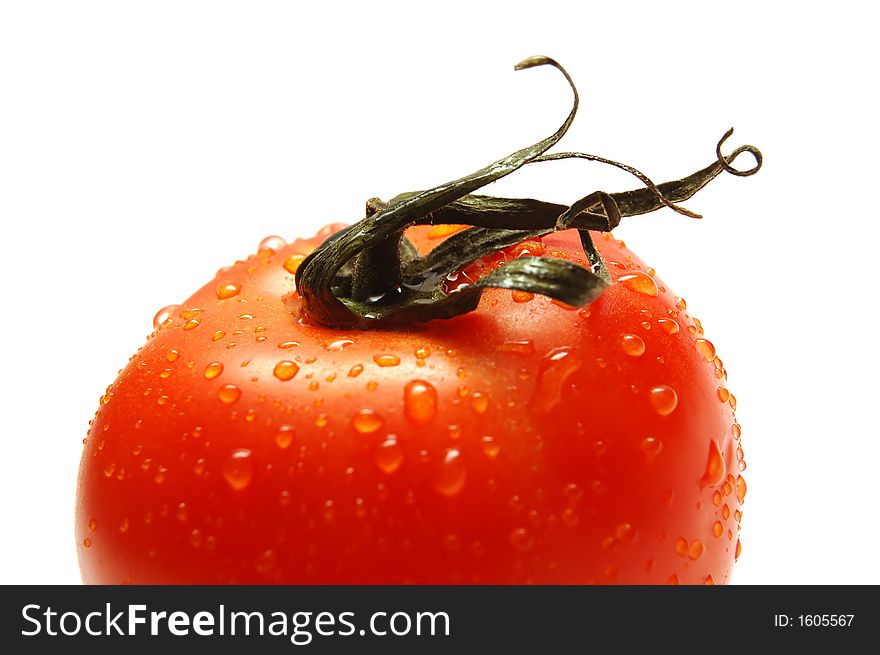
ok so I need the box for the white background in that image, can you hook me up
[1,1,877,584]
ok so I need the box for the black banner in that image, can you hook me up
[1,585,873,652]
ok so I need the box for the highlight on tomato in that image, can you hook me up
[76,56,760,584]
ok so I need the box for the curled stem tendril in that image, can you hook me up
[294,57,763,329]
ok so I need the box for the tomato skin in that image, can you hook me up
[76,225,744,584]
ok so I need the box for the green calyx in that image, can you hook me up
[295,56,762,330]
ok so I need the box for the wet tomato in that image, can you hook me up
[76,56,758,584]
[77,225,746,584]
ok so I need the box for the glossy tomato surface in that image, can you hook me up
[77,224,746,584]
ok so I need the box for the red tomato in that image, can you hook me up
[76,224,746,585]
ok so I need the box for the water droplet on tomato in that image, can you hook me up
[153,305,179,330]
[325,338,355,351]
[530,347,583,414]
[713,521,723,537]
[674,537,688,556]
[403,380,437,425]
[718,387,730,403]
[254,548,278,576]
[620,333,646,357]
[509,527,534,551]
[701,439,726,486]
[657,318,679,334]
[435,448,466,497]
[496,339,535,355]
[618,271,658,296]
[82,538,92,548]
[118,517,130,533]
[616,523,635,541]
[166,349,180,362]
[563,483,582,503]
[735,538,742,560]
[688,540,704,560]
[704,574,716,585]
[352,409,384,434]
[223,449,253,490]
[641,437,663,460]
[470,391,489,414]
[348,364,364,377]
[649,385,678,416]
[181,307,203,320]
[183,319,200,330]
[695,338,716,362]
[215,281,241,300]
[732,422,742,441]
[480,436,500,458]
[561,507,579,527]
[203,362,223,379]
[375,437,404,473]
[217,384,241,404]
[273,360,299,381]
[88,518,97,532]
[373,354,400,367]
[258,235,286,253]
[736,475,748,503]
[212,330,226,342]
[511,290,535,303]
[283,254,306,275]
[275,425,294,449]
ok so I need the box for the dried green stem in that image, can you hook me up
[294,57,762,329]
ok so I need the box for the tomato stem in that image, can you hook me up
[349,203,404,304]
[295,57,762,329]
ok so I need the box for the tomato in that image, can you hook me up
[76,56,758,584]
[76,223,746,584]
